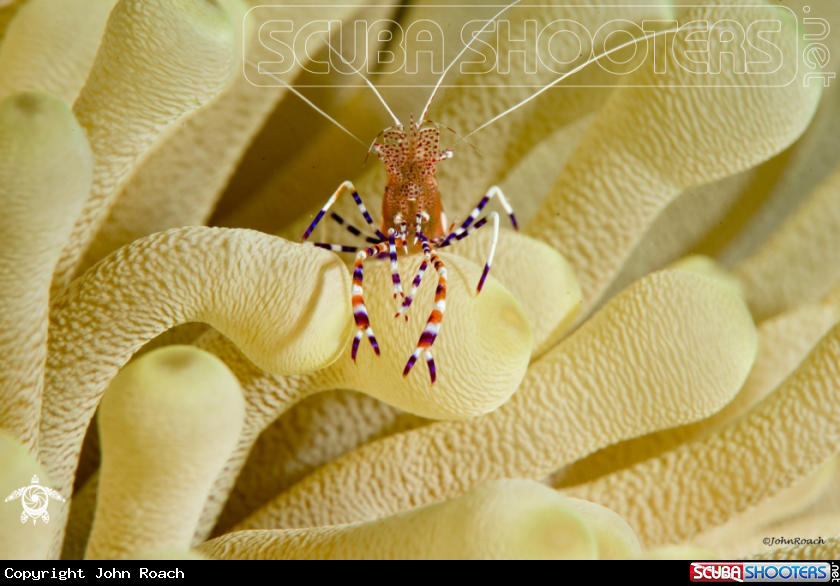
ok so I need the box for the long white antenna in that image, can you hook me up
[419,0,522,124]
[319,32,402,127]
[244,58,367,146]
[457,25,698,142]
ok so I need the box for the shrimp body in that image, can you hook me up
[300,120,515,385]
[375,115,451,247]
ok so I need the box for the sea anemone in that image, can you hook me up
[1,0,838,561]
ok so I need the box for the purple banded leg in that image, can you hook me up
[413,211,429,245]
[351,242,390,361]
[403,247,447,385]
[387,229,403,299]
[436,211,499,294]
[330,213,381,244]
[306,242,358,253]
[351,184,387,241]
[398,218,409,253]
[435,216,489,248]
[425,351,437,384]
[475,212,499,294]
[301,180,386,243]
[441,186,517,246]
[395,232,431,320]
[403,348,423,378]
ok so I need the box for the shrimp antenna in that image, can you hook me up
[319,32,402,127]
[456,25,698,143]
[419,0,521,124]
[363,129,387,167]
[425,118,482,157]
[243,58,367,147]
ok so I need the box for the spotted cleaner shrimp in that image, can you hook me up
[300,115,517,385]
[245,6,689,384]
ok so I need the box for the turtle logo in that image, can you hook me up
[4,475,65,525]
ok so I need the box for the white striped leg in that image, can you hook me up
[395,233,432,320]
[304,242,358,253]
[301,180,386,243]
[413,211,429,245]
[329,213,382,244]
[438,211,499,294]
[350,243,390,361]
[475,212,500,294]
[436,213,492,248]
[387,229,403,299]
[403,247,447,385]
[398,218,408,253]
[441,186,517,246]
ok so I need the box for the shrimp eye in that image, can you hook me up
[440,149,453,161]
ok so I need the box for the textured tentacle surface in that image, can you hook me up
[200,481,606,560]
[525,2,821,317]
[40,227,352,555]
[563,320,840,549]
[237,270,756,531]
[203,234,577,535]
[52,0,237,294]
[554,294,840,489]
[735,163,840,321]
[85,347,244,560]
[0,0,116,105]
[0,92,91,449]
[187,250,533,541]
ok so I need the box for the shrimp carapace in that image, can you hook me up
[373,115,453,245]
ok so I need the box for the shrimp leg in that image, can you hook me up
[350,242,390,361]
[437,211,499,294]
[440,186,516,246]
[404,243,447,384]
[302,180,386,243]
